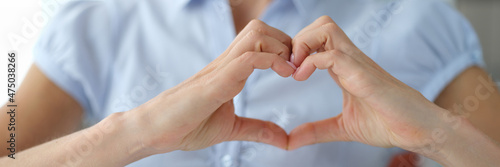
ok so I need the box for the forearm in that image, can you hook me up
[423,117,500,167]
[0,112,153,166]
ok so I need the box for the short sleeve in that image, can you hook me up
[374,0,485,102]
[33,0,113,118]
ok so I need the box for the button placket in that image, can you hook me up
[221,154,234,167]
[205,1,243,167]
[212,0,230,22]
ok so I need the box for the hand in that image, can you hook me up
[129,20,296,154]
[288,16,451,152]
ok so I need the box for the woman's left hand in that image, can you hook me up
[287,16,451,152]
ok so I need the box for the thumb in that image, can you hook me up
[288,114,350,150]
[228,116,289,150]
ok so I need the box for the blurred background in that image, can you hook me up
[0,0,499,103]
[456,0,500,81]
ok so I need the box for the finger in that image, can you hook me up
[293,50,360,81]
[229,116,288,149]
[288,114,349,150]
[229,19,292,53]
[293,15,334,45]
[212,52,295,102]
[292,20,351,66]
[291,16,335,66]
[228,30,291,61]
[225,52,296,81]
[293,49,393,101]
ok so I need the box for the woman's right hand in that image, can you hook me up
[128,20,296,154]
[0,20,296,167]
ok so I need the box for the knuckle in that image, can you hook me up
[318,15,334,23]
[291,36,303,48]
[249,19,272,36]
[280,34,292,45]
[248,19,264,26]
[240,52,256,63]
[325,50,346,67]
[322,22,339,32]
[246,30,263,39]
[278,46,288,56]
[246,30,266,51]
[248,19,266,30]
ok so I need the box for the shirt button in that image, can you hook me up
[215,1,227,12]
[221,154,233,167]
[213,1,228,21]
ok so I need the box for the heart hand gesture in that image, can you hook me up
[288,16,449,152]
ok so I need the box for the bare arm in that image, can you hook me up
[0,111,149,166]
[1,65,83,157]
[288,16,500,167]
[0,20,293,166]
[435,66,500,143]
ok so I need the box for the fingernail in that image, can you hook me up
[290,53,295,64]
[293,66,300,78]
[286,61,297,70]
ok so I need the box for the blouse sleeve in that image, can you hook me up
[33,0,114,118]
[374,0,485,101]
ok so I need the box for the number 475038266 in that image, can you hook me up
[7,52,16,103]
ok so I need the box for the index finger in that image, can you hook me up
[292,17,351,67]
[293,15,335,43]
[229,20,292,53]
[211,52,296,103]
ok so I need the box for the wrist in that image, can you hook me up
[416,115,466,166]
[125,102,186,154]
[405,105,454,160]
[414,110,500,166]
[91,111,155,165]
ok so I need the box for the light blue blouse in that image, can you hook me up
[33,0,484,166]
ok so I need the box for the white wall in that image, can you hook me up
[1,1,37,103]
[0,0,69,103]
[457,0,500,81]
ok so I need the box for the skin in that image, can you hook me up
[0,19,296,166]
[287,16,500,166]
[0,65,83,156]
[231,0,272,33]
[1,1,499,166]
[435,66,500,142]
